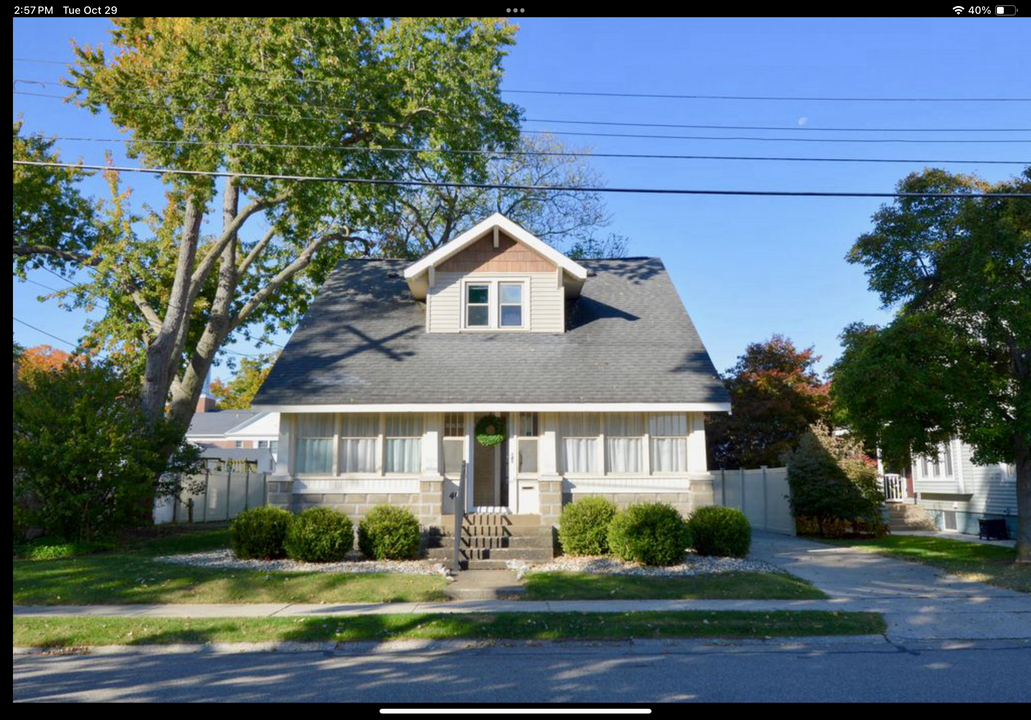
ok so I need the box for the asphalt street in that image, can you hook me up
[13,638,1031,703]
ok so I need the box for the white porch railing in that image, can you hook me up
[881,473,907,502]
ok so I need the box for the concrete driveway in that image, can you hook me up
[750,532,1031,640]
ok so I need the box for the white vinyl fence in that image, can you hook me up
[714,466,795,535]
[153,461,268,525]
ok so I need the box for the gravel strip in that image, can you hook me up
[528,553,779,577]
[154,549,442,575]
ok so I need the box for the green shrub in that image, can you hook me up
[558,497,617,556]
[230,506,293,560]
[687,506,752,558]
[607,502,690,566]
[285,507,354,562]
[357,505,422,560]
[784,425,885,538]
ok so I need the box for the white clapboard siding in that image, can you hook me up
[427,271,563,333]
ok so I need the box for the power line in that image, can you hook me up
[15,91,1031,145]
[504,88,1031,103]
[14,160,1031,199]
[12,57,1031,101]
[12,316,79,349]
[42,135,1029,167]
[14,78,1031,133]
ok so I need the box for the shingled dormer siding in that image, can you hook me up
[426,232,565,333]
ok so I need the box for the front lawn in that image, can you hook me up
[820,535,1030,594]
[12,610,885,647]
[13,527,448,605]
[523,570,827,600]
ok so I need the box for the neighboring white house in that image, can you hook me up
[909,437,1020,538]
[185,396,280,461]
[251,213,731,549]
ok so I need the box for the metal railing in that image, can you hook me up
[450,461,467,572]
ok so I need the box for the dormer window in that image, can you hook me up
[466,284,490,327]
[499,282,524,327]
[461,278,528,331]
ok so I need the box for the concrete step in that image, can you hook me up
[442,569,525,600]
[428,534,553,549]
[436,524,552,539]
[426,546,554,562]
[886,504,937,531]
[442,514,542,527]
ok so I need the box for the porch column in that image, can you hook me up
[418,412,444,530]
[538,412,563,530]
[686,412,714,511]
[268,412,295,510]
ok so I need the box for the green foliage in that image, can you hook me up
[784,425,885,537]
[475,413,506,448]
[14,536,119,561]
[706,334,833,469]
[357,505,422,560]
[210,353,277,410]
[230,506,293,560]
[687,506,752,558]
[607,503,691,567]
[558,497,617,556]
[833,167,1030,559]
[12,358,198,541]
[284,507,354,563]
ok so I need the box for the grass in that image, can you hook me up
[819,535,1030,594]
[523,570,827,600]
[12,610,885,647]
[13,527,448,605]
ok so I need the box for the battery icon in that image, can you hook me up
[995,5,1018,14]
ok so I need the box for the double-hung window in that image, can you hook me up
[649,413,688,473]
[517,412,539,475]
[385,414,423,474]
[499,282,524,327]
[339,414,378,474]
[562,413,599,474]
[295,415,335,475]
[605,413,643,473]
[466,284,490,327]
[442,412,465,476]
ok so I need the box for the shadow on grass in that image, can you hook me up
[523,571,827,601]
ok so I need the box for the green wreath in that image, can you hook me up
[475,414,506,448]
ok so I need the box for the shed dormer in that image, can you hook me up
[404,214,589,333]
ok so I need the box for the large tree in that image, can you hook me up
[832,168,1031,562]
[210,352,277,410]
[13,17,523,432]
[706,334,832,469]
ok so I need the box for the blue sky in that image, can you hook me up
[12,17,1030,383]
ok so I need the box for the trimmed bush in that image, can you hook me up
[230,506,293,560]
[558,497,617,556]
[357,504,422,560]
[285,507,354,562]
[606,502,690,566]
[687,506,752,558]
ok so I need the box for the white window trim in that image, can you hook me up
[460,277,529,332]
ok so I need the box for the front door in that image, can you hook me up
[471,412,509,511]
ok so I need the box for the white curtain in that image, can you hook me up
[386,438,421,474]
[606,437,642,473]
[295,415,335,474]
[296,438,333,474]
[339,438,377,473]
[651,438,687,473]
[563,438,597,474]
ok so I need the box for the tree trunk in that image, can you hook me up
[1015,433,1031,563]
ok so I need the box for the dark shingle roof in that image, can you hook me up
[253,258,729,406]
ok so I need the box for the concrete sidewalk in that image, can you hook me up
[13,595,1031,641]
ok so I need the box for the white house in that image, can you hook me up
[251,214,731,562]
[909,438,1020,538]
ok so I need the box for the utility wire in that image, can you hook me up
[15,91,1031,145]
[13,77,1031,133]
[12,316,79,349]
[14,160,1031,199]
[12,57,1031,101]
[38,135,1031,166]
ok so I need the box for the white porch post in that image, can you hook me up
[686,412,715,511]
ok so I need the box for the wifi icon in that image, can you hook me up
[952,5,965,11]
